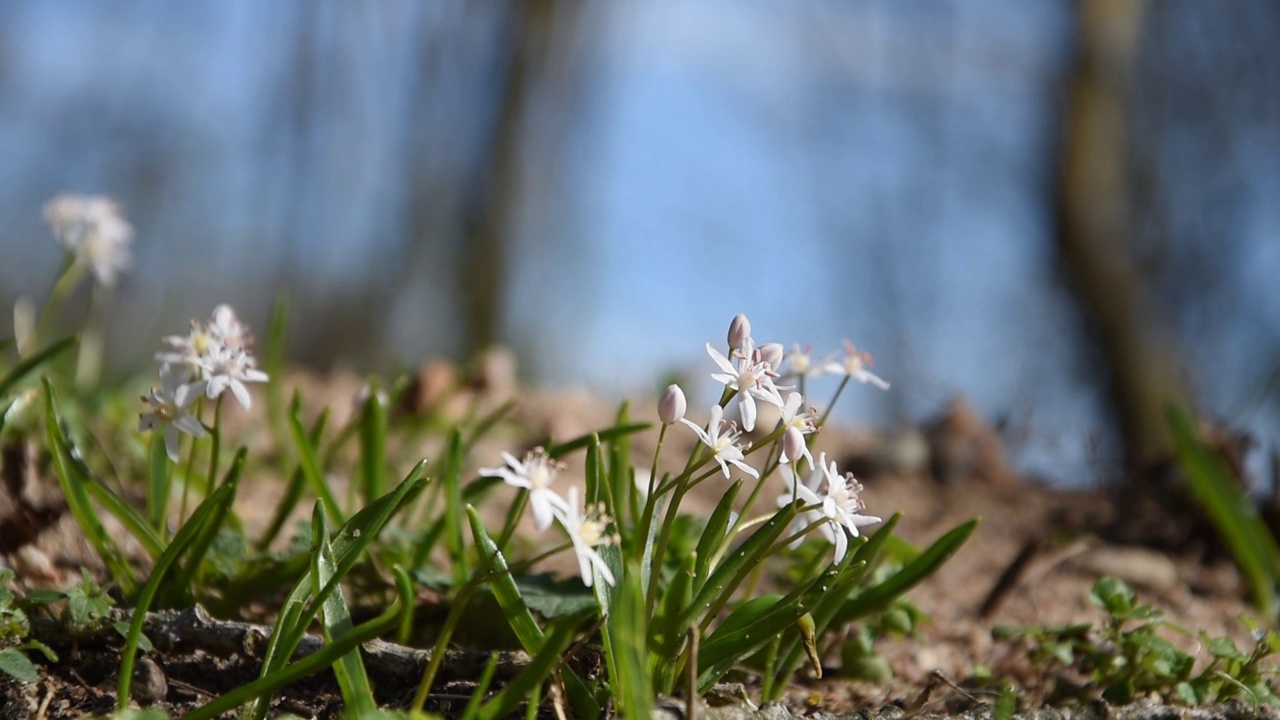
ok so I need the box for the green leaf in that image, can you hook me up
[311,504,377,716]
[257,408,328,552]
[833,518,977,625]
[1090,576,1135,617]
[43,378,136,596]
[112,622,152,652]
[79,465,165,561]
[185,567,413,720]
[0,647,38,683]
[679,502,799,636]
[478,613,587,720]
[0,338,75,399]
[652,551,696,694]
[693,479,743,590]
[359,378,389,503]
[443,430,468,585]
[146,431,171,535]
[546,422,651,459]
[511,575,596,619]
[606,560,651,720]
[288,390,345,524]
[117,473,240,709]
[247,463,428,719]
[167,449,246,605]
[1169,405,1280,617]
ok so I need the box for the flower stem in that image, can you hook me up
[816,376,851,429]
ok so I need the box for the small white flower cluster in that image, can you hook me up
[43,194,135,288]
[681,314,887,562]
[480,449,616,587]
[139,305,268,461]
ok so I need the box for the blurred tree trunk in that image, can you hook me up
[1055,0,1179,475]
[457,0,559,358]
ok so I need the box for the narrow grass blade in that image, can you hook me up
[466,506,601,720]
[146,431,171,535]
[653,551,696,693]
[257,408,328,551]
[478,613,587,720]
[81,470,165,560]
[1169,406,1280,616]
[443,429,469,585]
[117,474,240,708]
[678,502,798,635]
[311,504,377,716]
[771,514,899,690]
[0,337,75,398]
[288,390,344,524]
[584,434,605,506]
[458,653,502,720]
[249,462,429,717]
[265,296,290,462]
[608,558,652,720]
[693,479,744,589]
[189,567,413,720]
[833,518,977,625]
[359,377,388,503]
[547,422,651,459]
[42,378,136,596]
[166,449,246,605]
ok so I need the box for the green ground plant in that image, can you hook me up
[993,576,1280,707]
[0,197,976,717]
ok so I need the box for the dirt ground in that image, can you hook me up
[0,371,1274,718]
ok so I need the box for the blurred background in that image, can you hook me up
[0,1,1277,487]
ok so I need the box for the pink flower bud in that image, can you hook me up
[759,342,784,371]
[659,384,687,425]
[727,314,751,350]
[782,426,806,465]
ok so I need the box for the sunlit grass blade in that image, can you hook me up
[1169,405,1280,617]
[678,502,798,636]
[443,429,469,585]
[265,295,290,461]
[247,463,428,719]
[257,407,328,552]
[166,449,246,605]
[459,653,502,720]
[0,337,75,398]
[146,431,171,536]
[42,377,136,596]
[288,390,344,523]
[608,558,652,720]
[833,518,978,625]
[190,567,413,720]
[311,503,377,717]
[466,506,601,720]
[652,550,695,693]
[117,471,240,709]
[359,377,388,503]
[547,421,651,459]
[80,467,165,560]
[693,479,744,590]
[770,514,899,693]
[478,612,588,720]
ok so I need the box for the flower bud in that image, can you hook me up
[782,426,807,465]
[759,342,784,371]
[727,314,751,350]
[659,384,687,425]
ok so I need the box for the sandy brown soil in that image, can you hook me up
[0,370,1274,718]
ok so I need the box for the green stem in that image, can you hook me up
[178,397,204,523]
[205,395,223,497]
[816,376,851,429]
[35,258,85,343]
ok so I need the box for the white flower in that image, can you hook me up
[783,344,822,380]
[43,194,134,288]
[479,449,568,531]
[706,339,785,432]
[777,453,880,562]
[822,340,889,390]
[156,305,267,409]
[556,487,616,588]
[777,392,817,468]
[680,405,759,479]
[200,343,268,409]
[139,364,206,462]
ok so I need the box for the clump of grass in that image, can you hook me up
[1,196,977,716]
